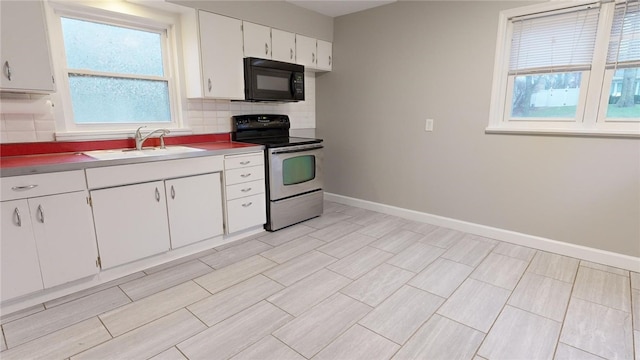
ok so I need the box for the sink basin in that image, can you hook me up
[84,146,205,160]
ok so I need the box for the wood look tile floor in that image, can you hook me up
[1,201,638,360]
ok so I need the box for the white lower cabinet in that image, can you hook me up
[0,200,43,301]
[1,170,99,302]
[31,191,99,288]
[90,181,170,270]
[86,156,226,269]
[166,173,224,249]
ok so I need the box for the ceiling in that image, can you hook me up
[285,1,397,18]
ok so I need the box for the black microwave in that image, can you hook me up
[244,57,305,102]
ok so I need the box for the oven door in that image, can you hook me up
[268,144,323,200]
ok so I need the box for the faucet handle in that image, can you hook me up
[135,126,147,138]
[159,133,167,149]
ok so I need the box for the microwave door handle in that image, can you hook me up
[271,145,323,155]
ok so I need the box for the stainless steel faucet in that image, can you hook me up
[134,126,170,150]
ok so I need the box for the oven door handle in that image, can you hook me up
[271,145,323,155]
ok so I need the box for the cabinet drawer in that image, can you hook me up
[226,193,266,233]
[224,152,263,170]
[225,179,265,200]
[224,165,264,185]
[1,170,86,201]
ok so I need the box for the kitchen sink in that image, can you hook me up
[84,146,205,160]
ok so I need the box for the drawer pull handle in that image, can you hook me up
[12,184,38,191]
[240,173,251,178]
[155,187,161,202]
[240,161,251,165]
[37,205,45,223]
[241,187,252,193]
[242,202,253,207]
[171,185,175,199]
[14,208,21,227]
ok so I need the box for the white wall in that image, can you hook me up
[316,1,640,257]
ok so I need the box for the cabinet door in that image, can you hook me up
[272,29,296,63]
[243,21,271,59]
[316,40,333,71]
[0,1,54,92]
[295,34,317,68]
[30,191,99,288]
[0,200,43,301]
[198,11,244,99]
[91,181,170,269]
[165,173,224,249]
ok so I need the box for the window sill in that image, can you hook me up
[485,126,640,138]
[55,128,194,141]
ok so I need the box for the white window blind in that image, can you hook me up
[509,5,600,74]
[607,1,640,68]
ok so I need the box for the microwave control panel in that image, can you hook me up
[293,73,304,100]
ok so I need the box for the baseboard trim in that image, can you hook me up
[325,193,640,272]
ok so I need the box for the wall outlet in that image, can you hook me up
[425,118,434,132]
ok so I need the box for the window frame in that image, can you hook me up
[45,0,189,140]
[487,0,640,137]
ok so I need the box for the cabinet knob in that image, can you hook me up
[155,187,161,202]
[265,43,269,55]
[290,49,294,59]
[329,56,332,66]
[14,208,21,227]
[240,160,250,165]
[171,185,175,199]
[240,173,251,178]
[242,202,253,207]
[241,187,252,193]
[312,53,315,63]
[207,78,212,93]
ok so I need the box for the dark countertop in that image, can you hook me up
[0,141,263,177]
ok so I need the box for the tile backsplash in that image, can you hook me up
[0,72,315,144]
[0,93,56,143]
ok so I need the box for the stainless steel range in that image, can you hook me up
[232,114,323,231]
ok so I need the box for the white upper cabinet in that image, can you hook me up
[271,29,296,63]
[243,22,297,64]
[198,11,244,99]
[295,35,332,72]
[0,0,55,93]
[182,10,244,99]
[243,21,271,59]
[316,39,333,71]
[295,34,317,68]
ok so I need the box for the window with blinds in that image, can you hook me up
[509,6,599,75]
[607,2,640,69]
[487,0,640,136]
[604,1,640,120]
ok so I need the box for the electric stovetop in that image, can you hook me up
[232,114,322,148]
